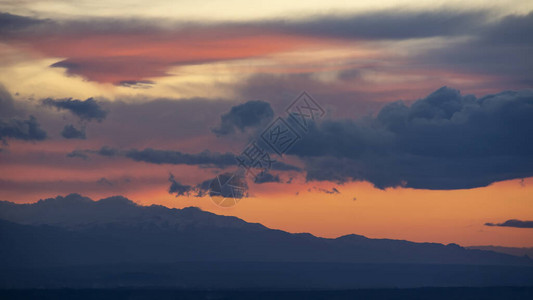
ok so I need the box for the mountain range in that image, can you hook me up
[1,194,532,289]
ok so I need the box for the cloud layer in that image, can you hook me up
[289,87,533,189]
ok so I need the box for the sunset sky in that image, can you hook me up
[0,0,532,247]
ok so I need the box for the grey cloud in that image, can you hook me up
[0,12,44,36]
[97,146,119,157]
[1,10,489,40]
[43,97,107,122]
[66,147,238,168]
[420,12,533,85]
[212,100,274,136]
[66,150,89,160]
[485,220,533,228]
[124,147,300,171]
[337,69,361,81]
[169,172,249,199]
[125,148,237,168]
[0,84,47,142]
[117,80,155,89]
[254,171,281,184]
[0,84,17,118]
[66,146,118,159]
[265,10,488,40]
[61,124,86,139]
[0,116,47,142]
[307,187,340,194]
[4,10,527,89]
[193,178,213,198]
[96,177,113,186]
[288,87,533,189]
[168,173,193,196]
[198,172,248,199]
[318,187,340,194]
[67,146,300,171]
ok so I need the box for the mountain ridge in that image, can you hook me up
[0,194,531,268]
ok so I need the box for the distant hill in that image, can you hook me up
[0,194,532,288]
[468,246,533,258]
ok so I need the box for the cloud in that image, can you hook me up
[117,80,155,89]
[61,124,86,139]
[0,84,17,118]
[43,97,107,122]
[485,219,533,228]
[317,187,340,194]
[125,148,237,168]
[0,116,47,142]
[168,173,193,196]
[198,172,248,199]
[0,84,47,143]
[96,177,113,186]
[97,146,119,157]
[307,187,340,194]
[212,100,274,136]
[124,148,300,171]
[168,172,249,199]
[420,12,533,85]
[0,10,500,85]
[67,146,117,159]
[66,150,89,160]
[254,171,281,184]
[288,87,533,189]
[263,10,488,40]
[67,146,300,171]
[0,12,43,36]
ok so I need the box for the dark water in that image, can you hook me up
[1,287,532,300]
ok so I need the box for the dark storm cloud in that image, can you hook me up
[168,173,193,196]
[43,97,107,122]
[61,124,86,139]
[485,220,533,228]
[254,171,281,184]
[212,100,274,136]
[288,87,533,189]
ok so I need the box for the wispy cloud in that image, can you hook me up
[485,219,533,228]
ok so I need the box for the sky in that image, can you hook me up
[0,0,532,247]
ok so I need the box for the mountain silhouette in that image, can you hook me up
[1,194,532,288]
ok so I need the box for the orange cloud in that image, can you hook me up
[11,31,331,84]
